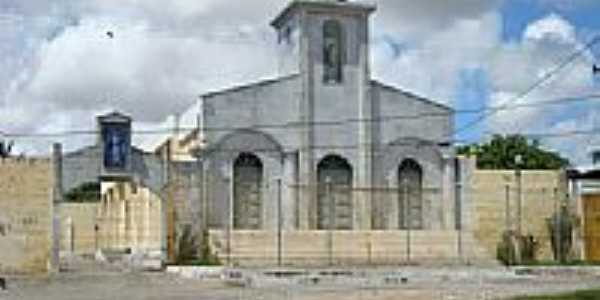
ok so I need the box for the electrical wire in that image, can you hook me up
[453,35,600,136]
[2,93,600,139]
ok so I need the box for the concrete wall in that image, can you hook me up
[97,182,162,254]
[209,230,489,266]
[58,203,99,255]
[203,75,302,151]
[467,167,567,261]
[0,158,54,275]
[62,145,165,197]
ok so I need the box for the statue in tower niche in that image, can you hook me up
[323,20,343,83]
[103,125,129,170]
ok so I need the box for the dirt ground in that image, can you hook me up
[1,263,600,300]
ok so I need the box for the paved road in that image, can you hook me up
[2,264,600,300]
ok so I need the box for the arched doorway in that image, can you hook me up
[398,159,423,229]
[233,153,263,230]
[317,155,353,230]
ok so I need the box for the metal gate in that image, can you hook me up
[584,195,600,261]
[317,155,353,230]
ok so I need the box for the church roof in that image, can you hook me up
[371,80,453,112]
[136,74,300,152]
[271,0,376,28]
[97,111,132,124]
[201,73,300,98]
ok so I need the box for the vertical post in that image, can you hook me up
[67,217,74,254]
[165,140,176,263]
[226,176,233,267]
[277,178,283,267]
[554,187,562,262]
[326,177,334,266]
[516,164,523,236]
[198,156,208,261]
[94,224,99,253]
[50,143,62,273]
[403,180,411,263]
[455,158,463,262]
[505,184,511,231]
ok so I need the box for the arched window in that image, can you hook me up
[233,153,263,229]
[317,155,353,230]
[398,159,423,229]
[323,20,343,83]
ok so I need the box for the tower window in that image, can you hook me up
[323,20,343,84]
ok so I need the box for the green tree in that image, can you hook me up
[457,134,569,170]
[64,182,101,203]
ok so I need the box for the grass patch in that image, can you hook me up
[512,290,600,300]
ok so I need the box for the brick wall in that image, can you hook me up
[0,158,54,275]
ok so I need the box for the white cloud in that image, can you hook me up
[1,1,282,154]
[486,14,595,135]
[0,0,598,164]
[372,12,500,105]
[544,112,600,165]
[523,13,576,44]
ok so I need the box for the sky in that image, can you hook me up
[1,0,600,164]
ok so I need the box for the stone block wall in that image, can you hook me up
[97,182,162,254]
[468,169,567,261]
[0,158,54,275]
[58,203,99,255]
[208,230,490,266]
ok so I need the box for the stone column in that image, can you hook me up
[131,195,138,251]
[298,9,316,230]
[144,189,151,250]
[66,217,74,253]
[457,156,476,233]
[441,155,456,230]
[357,18,373,231]
[283,152,299,230]
[106,194,113,249]
[120,198,126,249]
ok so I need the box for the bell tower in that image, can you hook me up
[271,0,376,82]
[271,1,377,230]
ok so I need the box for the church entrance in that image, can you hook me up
[317,155,353,230]
[233,153,263,230]
[398,159,423,229]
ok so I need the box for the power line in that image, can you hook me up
[2,93,600,139]
[453,35,600,136]
[513,128,600,140]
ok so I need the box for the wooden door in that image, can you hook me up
[584,195,600,261]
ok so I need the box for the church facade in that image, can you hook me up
[193,0,456,235]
